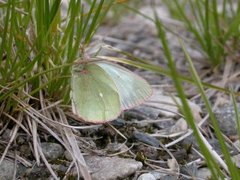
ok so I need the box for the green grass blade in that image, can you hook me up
[231,91,240,141]
[154,10,224,179]
[181,39,240,179]
[84,0,104,45]
[0,0,12,77]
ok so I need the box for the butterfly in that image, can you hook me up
[71,61,152,123]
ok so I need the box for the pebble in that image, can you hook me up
[233,139,240,149]
[137,145,158,159]
[133,131,160,147]
[231,154,240,168]
[133,106,162,119]
[0,159,15,180]
[137,173,156,180]
[105,142,126,153]
[161,175,178,180]
[24,166,51,179]
[1,129,11,141]
[64,150,72,161]
[214,103,240,136]
[150,171,167,179]
[20,144,32,158]
[85,156,142,180]
[180,163,197,177]
[110,118,126,127]
[196,167,211,179]
[41,142,64,161]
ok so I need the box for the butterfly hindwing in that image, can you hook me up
[71,63,121,123]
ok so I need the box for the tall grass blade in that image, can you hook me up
[154,10,224,179]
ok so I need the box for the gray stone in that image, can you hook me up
[24,166,51,179]
[231,154,240,168]
[138,173,156,180]
[133,131,160,147]
[214,104,240,136]
[110,118,126,127]
[234,140,240,149]
[1,129,11,141]
[150,171,167,179]
[105,142,126,153]
[85,156,142,180]
[131,106,162,119]
[0,159,15,180]
[137,145,158,159]
[161,175,178,180]
[180,163,198,177]
[196,168,211,179]
[41,142,64,161]
[64,150,72,161]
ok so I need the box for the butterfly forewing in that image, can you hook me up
[96,62,152,110]
[71,63,121,123]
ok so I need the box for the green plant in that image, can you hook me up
[106,1,240,178]
[0,0,116,179]
[0,0,114,111]
[153,9,240,180]
[164,0,240,66]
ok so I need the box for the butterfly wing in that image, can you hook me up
[71,63,121,123]
[96,62,152,110]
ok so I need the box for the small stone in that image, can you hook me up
[41,142,64,161]
[137,145,158,159]
[1,129,11,141]
[161,175,178,180]
[64,150,72,161]
[150,171,167,179]
[196,168,211,179]
[0,159,15,180]
[85,156,142,180]
[133,131,160,147]
[127,34,139,42]
[153,119,176,129]
[124,109,149,120]
[137,173,156,180]
[106,142,125,153]
[132,106,162,119]
[25,166,51,179]
[20,144,32,158]
[52,164,68,174]
[16,136,25,145]
[180,163,197,177]
[234,140,240,149]
[231,154,240,168]
[214,104,240,136]
[110,118,126,127]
